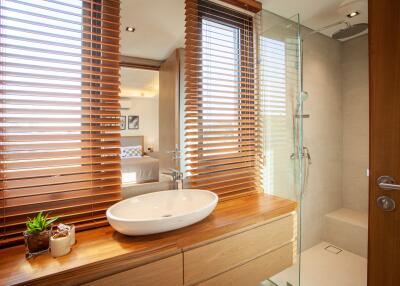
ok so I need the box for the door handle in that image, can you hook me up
[377,176,400,190]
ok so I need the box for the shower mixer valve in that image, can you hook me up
[290,147,312,163]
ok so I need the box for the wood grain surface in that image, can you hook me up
[0,193,297,286]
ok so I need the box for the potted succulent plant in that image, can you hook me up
[23,212,59,258]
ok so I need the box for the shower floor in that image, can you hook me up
[269,241,367,286]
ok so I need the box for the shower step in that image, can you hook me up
[323,208,368,257]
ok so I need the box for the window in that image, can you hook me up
[200,19,240,161]
[184,0,261,198]
[0,0,121,247]
[259,32,300,199]
[260,37,288,195]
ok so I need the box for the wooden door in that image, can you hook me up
[368,0,400,285]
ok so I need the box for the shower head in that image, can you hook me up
[332,23,368,40]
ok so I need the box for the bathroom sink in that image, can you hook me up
[106,189,218,235]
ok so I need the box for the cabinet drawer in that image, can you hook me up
[83,254,183,286]
[184,213,296,285]
[199,242,294,286]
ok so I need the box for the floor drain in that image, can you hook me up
[325,245,343,254]
[162,214,172,218]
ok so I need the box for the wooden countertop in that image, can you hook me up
[0,193,297,286]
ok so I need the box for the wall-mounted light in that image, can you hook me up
[346,11,360,18]
[126,26,135,32]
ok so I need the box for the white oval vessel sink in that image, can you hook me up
[106,189,218,235]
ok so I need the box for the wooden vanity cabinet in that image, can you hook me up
[83,254,183,286]
[86,213,296,286]
[184,213,296,285]
[197,243,294,286]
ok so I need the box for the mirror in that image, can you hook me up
[119,0,185,188]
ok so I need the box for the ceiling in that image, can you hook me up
[120,0,368,61]
[261,0,368,40]
[120,67,159,98]
[121,0,185,60]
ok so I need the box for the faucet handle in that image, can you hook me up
[169,168,183,180]
[162,168,183,180]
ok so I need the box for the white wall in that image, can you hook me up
[301,30,343,250]
[341,35,369,213]
[120,67,159,151]
[121,96,159,151]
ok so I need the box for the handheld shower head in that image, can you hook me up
[296,91,310,107]
[301,91,310,102]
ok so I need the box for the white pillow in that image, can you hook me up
[121,145,142,158]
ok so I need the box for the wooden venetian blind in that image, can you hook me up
[184,0,262,199]
[0,0,121,247]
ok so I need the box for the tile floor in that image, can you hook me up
[267,241,367,286]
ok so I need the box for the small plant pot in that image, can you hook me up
[23,229,51,259]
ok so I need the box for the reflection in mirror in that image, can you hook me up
[120,0,184,193]
[119,67,160,185]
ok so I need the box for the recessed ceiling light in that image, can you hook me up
[347,11,360,18]
[126,26,135,32]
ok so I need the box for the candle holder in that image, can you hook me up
[50,234,71,258]
[50,223,75,257]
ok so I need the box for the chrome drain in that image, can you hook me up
[325,245,343,254]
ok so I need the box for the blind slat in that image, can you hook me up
[1,148,121,161]
[3,196,119,220]
[187,167,259,182]
[3,171,121,190]
[4,180,121,203]
[2,164,121,180]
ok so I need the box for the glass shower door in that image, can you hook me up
[258,10,303,286]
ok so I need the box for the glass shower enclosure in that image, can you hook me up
[258,10,303,286]
[179,7,304,285]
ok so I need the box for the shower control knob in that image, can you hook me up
[376,195,396,212]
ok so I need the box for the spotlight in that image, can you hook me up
[346,11,360,18]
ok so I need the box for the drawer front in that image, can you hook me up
[184,214,295,285]
[199,242,294,286]
[83,254,183,286]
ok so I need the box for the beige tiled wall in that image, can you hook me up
[341,35,369,213]
[301,29,343,250]
[301,33,369,250]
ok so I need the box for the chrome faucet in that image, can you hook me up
[162,168,184,190]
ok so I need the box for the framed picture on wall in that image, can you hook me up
[120,116,126,130]
[128,115,139,130]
